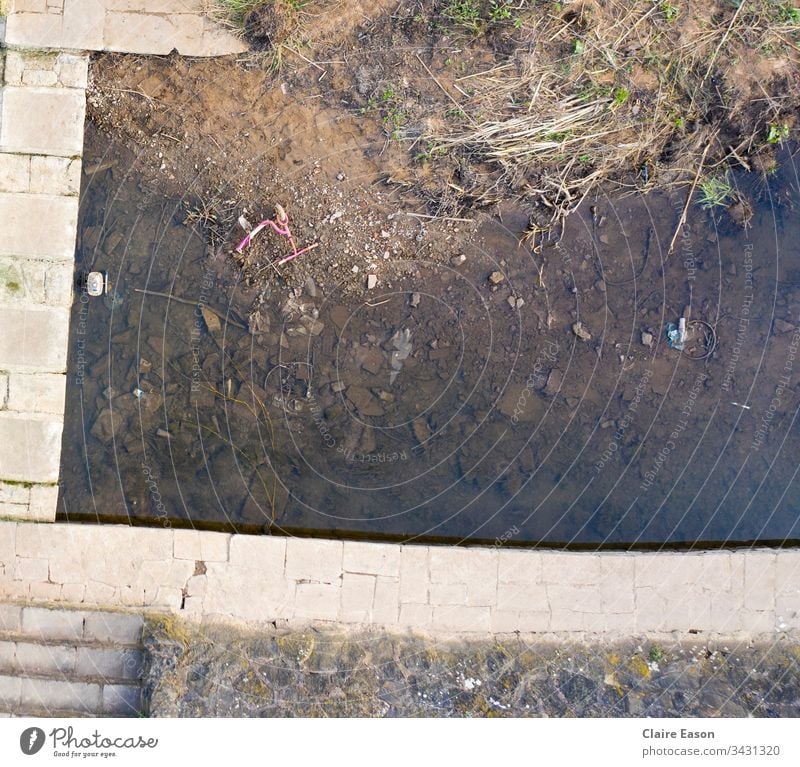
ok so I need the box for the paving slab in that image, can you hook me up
[3,0,248,56]
[0,413,64,482]
[0,674,22,707]
[14,485,58,522]
[0,86,85,156]
[104,10,203,54]
[285,538,342,584]
[343,541,400,577]
[75,647,143,681]
[0,605,22,633]
[4,12,65,49]
[5,373,67,414]
[0,152,30,192]
[0,192,78,260]
[0,257,74,307]
[61,0,105,50]
[13,641,76,674]
[0,305,70,373]
[29,155,81,195]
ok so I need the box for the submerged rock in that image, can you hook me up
[90,408,125,442]
[572,321,592,341]
[544,368,563,396]
[201,306,221,334]
[346,386,384,416]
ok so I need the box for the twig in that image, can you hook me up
[725,144,751,171]
[133,288,248,330]
[415,53,476,128]
[284,45,326,73]
[702,2,745,84]
[668,138,714,255]
[404,212,473,223]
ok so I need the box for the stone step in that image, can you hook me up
[0,605,144,647]
[0,674,142,716]
[1,707,96,719]
[0,639,144,683]
[0,605,145,717]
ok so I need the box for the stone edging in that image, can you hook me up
[1,522,799,638]
[0,48,86,521]
[2,0,246,56]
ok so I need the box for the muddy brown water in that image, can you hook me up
[59,133,800,548]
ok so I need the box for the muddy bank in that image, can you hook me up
[93,0,800,233]
[142,617,800,716]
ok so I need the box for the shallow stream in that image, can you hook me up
[59,131,800,548]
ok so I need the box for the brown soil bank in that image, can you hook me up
[90,0,800,249]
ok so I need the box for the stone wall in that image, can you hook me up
[0,49,86,521]
[2,521,799,638]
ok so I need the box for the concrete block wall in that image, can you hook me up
[0,49,86,521]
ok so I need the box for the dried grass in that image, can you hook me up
[424,1,800,225]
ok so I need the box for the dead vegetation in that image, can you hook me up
[205,2,800,233]
[418,0,800,228]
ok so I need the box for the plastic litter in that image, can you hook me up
[85,271,108,297]
[235,203,318,266]
[666,317,687,350]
